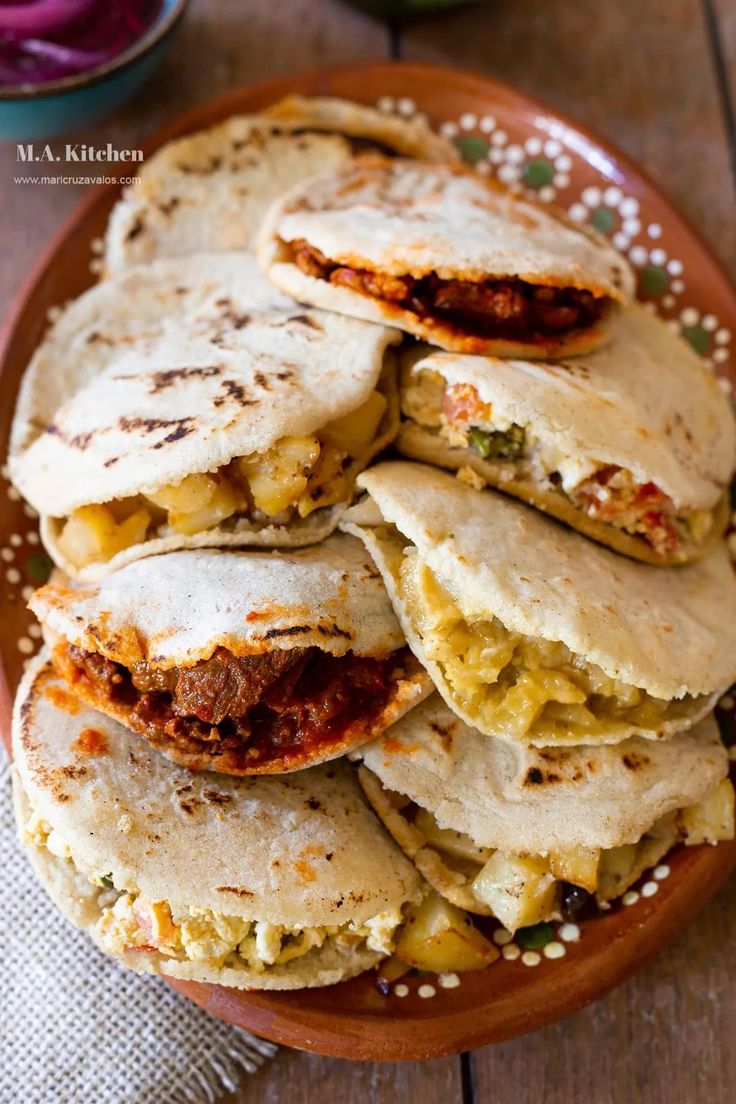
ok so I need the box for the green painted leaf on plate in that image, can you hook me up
[522,159,554,189]
[455,135,489,163]
[681,323,709,355]
[590,206,616,234]
[640,264,669,296]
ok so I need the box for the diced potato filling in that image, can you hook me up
[472,853,557,932]
[321,391,388,455]
[145,473,222,513]
[392,783,735,932]
[395,891,499,973]
[55,391,389,568]
[548,847,600,892]
[413,807,493,865]
[676,778,735,846]
[297,441,350,518]
[397,549,699,743]
[238,435,320,518]
[56,504,152,569]
[150,476,245,536]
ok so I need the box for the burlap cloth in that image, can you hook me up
[0,752,276,1104]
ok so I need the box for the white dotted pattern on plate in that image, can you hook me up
[374,98,733,379]
[385,863,672,998]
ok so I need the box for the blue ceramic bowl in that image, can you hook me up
[0,0,189,140]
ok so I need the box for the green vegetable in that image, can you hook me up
[467,426,493,459]
[516,922,554,950]
[467,424,525,461]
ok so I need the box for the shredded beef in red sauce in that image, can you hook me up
[130,647,305,724]
[291,239,604,338]
[64,643,403,762]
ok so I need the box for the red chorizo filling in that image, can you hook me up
[55,642,409,769]
[291,239,607,341]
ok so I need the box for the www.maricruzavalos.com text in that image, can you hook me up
[14,175,141,185]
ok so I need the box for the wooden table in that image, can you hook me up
[1,2,735,1100]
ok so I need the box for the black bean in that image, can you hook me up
[561,883,592,921]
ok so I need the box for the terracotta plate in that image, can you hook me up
[1,62,735,1062]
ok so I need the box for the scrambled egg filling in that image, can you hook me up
[402,369,710,555]
[56,389,390,569]
[24,811,403,972]
[397,547,700,743]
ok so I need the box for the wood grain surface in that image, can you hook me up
[401,0,736,276]
[1,1,734,1101]
[0,0,388,316]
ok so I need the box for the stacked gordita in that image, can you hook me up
[7,94,736,990]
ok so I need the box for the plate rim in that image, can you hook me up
[1,59,735,1062]
[169,837,736,1062]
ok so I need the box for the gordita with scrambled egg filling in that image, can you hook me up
[9,254,401,582]
[341,462,736,747]
[398,304,735,565]
[257,156,634,359]
[12,655,425,990]
[29,536,432,775]
[354,696,734,933]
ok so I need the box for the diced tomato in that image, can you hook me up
[640,511,680,556]
[633,482,670,509]
[571,466,681,555]
[442,383,492,424]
